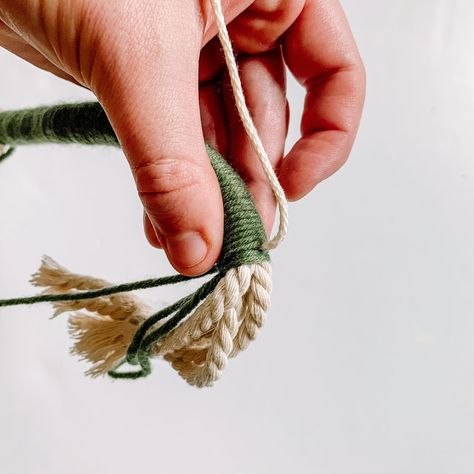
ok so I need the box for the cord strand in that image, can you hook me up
[209,0,289,250]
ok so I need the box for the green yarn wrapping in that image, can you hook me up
[0,101,270,379]
[0,102,117,146]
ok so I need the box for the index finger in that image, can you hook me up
[280,0,366,200]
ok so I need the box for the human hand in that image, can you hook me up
[0,0,365,275]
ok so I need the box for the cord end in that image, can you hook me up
[0,144,15,163]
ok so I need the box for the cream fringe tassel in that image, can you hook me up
[32,256,271,386]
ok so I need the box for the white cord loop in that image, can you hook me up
[209,0,289,250]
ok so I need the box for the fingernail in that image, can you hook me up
[164,232,209,269]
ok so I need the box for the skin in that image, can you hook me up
[0,0,365,276]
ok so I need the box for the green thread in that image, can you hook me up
[0,101,270,379]
[0,273,210,308]
[138,274,222,352]
[0,145,15,163]
[109,273,222,379]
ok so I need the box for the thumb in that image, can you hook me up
[91,12,223,276]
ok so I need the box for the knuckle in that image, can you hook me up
[253,0,305,49]
[134,157,204,220]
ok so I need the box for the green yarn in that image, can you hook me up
[0,146,15,163]
[0,273,209,308]
[110,274,222,379]
[0,102,118,146]
[0,101,270,379]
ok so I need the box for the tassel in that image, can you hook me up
[31,256,152,320]
[31,256,152,376]
[69,314,145,377]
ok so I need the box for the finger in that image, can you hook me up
[199,35,230,84]
[199,80,229,156]
[143,211,163,249]
[200,0,254,45]
[221,48,288,236]
[90,6,224,276]
[198,0,298,77]
[225,0,304,54]
[280,0,366,200]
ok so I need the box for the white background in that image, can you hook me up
[1,1,474,473]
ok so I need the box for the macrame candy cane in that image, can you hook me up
[0,0,287,387]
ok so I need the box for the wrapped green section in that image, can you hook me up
[0,102,118,146]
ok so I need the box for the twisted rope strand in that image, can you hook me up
[230,261,272,357]
[31,256,152,320]
[186,266,251,387]
[158,264,257,387]
[199,268,250,380]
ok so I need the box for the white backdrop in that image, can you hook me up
[1,1,474,473]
